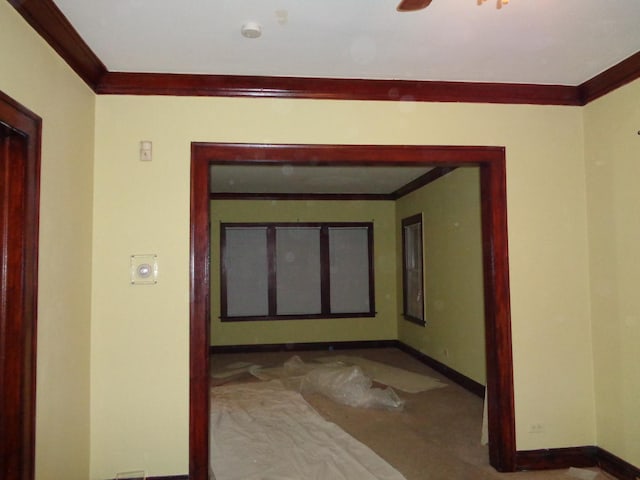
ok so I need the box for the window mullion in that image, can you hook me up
[320,225,331,315]
[220,226,228,317]
[267,226,277,316]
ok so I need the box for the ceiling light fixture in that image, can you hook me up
[241,22,262,39]
[478,0,509,8]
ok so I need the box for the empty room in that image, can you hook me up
[1,1,639,479]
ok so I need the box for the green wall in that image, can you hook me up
[210,199,398,345]
[397,168,486,385]
[210,169,486,386]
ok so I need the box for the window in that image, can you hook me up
[220,222,375,321]
[402,214,425,326]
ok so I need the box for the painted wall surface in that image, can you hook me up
[0,3,95,479]
[584,78,640,467]
[210,199,397,345]
[92,93,595,476]
[396,168,486,385]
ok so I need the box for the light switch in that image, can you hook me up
[140,140,152,161]
[130,254,158,285]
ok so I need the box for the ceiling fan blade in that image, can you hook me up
[396,0,433,12]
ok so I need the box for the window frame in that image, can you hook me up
[220,221,375,321]
[402,213,426,326]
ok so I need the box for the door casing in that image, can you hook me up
[189,142,515,479]
[0,90,42,480]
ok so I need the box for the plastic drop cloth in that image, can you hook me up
[210,380,408,480]
[315,355,447,394]
[250,356,405,410]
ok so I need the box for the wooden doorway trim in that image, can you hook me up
[0,91,42,480]
[189,143,515,478]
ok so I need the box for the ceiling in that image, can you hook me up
[41,1,640,194]
[210,165,434,195]
[52,0,640,86]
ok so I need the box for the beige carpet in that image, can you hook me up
[210,347,612,480]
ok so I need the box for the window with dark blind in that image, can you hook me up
[220,222,375,321]
[402,214,425,326]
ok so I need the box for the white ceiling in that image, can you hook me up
[53,0,640,86]
[210,165,434,194]
[49,1,639,194]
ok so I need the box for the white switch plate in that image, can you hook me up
[130,254,158,285]
[139,140,152,161]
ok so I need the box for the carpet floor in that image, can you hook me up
[210,347,612,480]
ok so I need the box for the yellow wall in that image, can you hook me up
[10,4,640,475]
[584,78,640,467]
[210,200,397,345]
[396,168,486,385]
[91,93,595,476]
[0,3,95,479]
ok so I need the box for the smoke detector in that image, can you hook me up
[241,22,262,39]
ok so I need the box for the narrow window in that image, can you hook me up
[402,214,425,325]
[220,222,375,321]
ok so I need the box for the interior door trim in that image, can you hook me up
[189,143,515,478]
[0,90,42,480]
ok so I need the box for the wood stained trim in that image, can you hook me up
[401,213,425,327]
[7,0,107,89]
[479,151,515,471]
[219,222,375,321]
[392,166,457,199]
[209,339,640,479]
[209,339,398,354]
[209,167,455,201]
[108,476,189,480]
[9,0,640,104]
[596,447,640,480]
[516,446,598,471]
[209,339,486,398]
[578,50,640,104]
[0,90,42,480]
[96,72,582,105]
[188,143,211,480]
[516,446,640,480]
[210,192,393,201]
[396,342,485,398]
[192,142,516,477]
[266,226,277,316]
[319,226,331,315]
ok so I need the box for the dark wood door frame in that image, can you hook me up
[189,143,515,478]
[0,91,42,480]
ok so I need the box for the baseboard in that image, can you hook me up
[107,476,188,480]
[395,342,486,398]
[114,450,639,480]
[515,446,598,470]
[209,339,397,354]
[210,339,486,398]
[515,446,640,480]
[597,447,640,480]
[148,476,189,480]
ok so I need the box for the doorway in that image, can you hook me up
[0,91,42,480]
[189,143,515,479]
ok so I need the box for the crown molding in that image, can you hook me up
[208,166,455,201]
[8,0,106,89]
[9,0,640,105]
[95,71,582,105]
[209,192,393,201]
[578,50,640,104]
